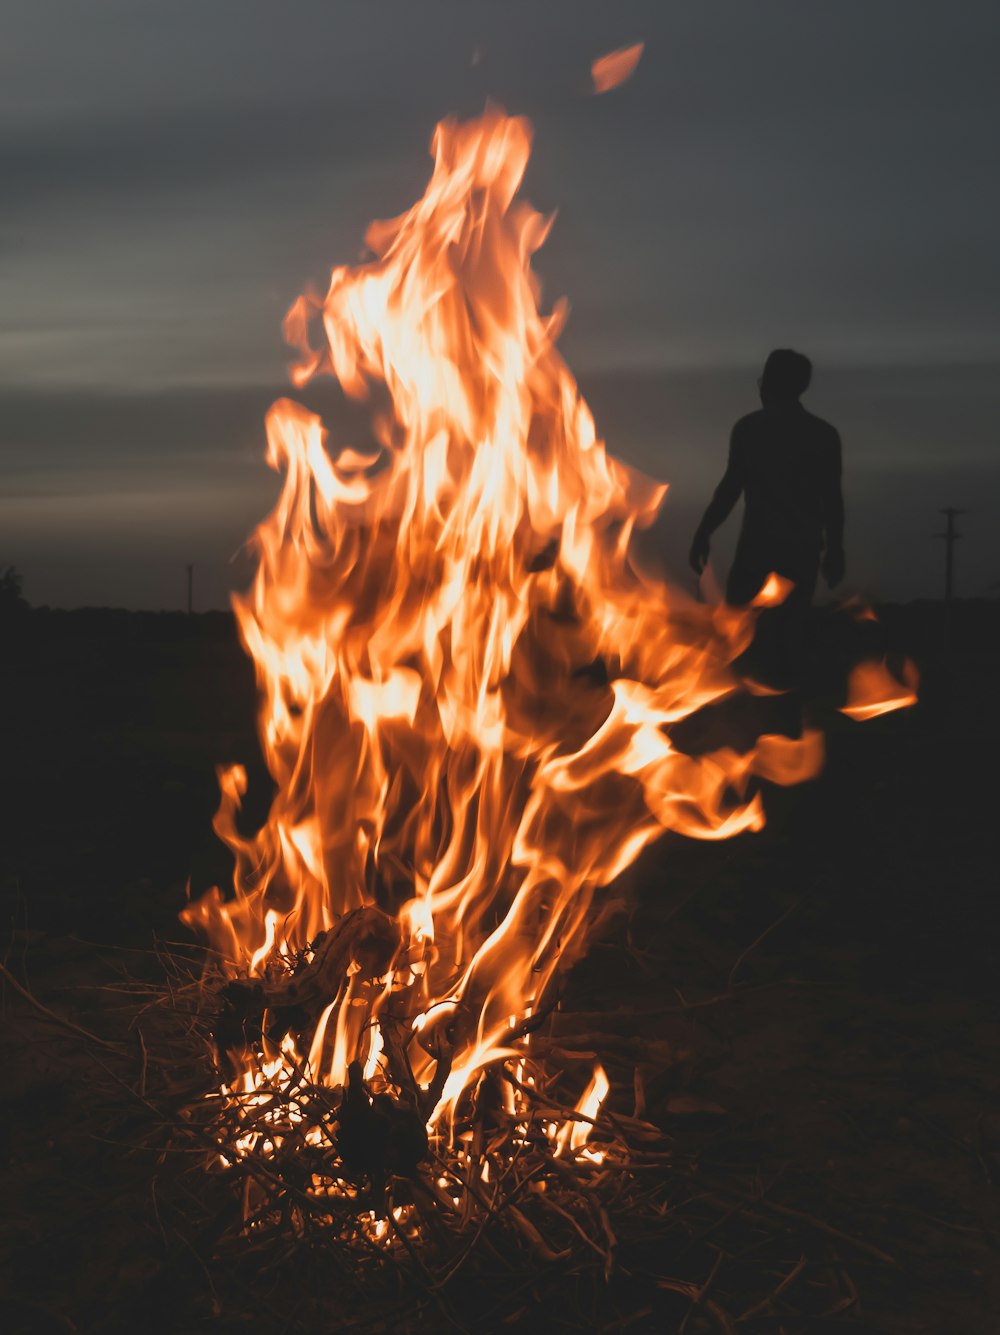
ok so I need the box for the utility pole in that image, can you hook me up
[936,509,965,604]
[186,563,194,616]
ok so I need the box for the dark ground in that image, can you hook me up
[1,600,998,1333]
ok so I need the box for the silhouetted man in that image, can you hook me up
[689,349,845,606]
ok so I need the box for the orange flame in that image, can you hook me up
[556,1063,610,1157]
[751,572,794,608]
[841,659,919,721]
[591,43,645,95]
[182,108,831,1130]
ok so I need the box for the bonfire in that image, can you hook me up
[171,107,913,1279]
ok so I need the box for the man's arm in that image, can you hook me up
[820,430,845,587]
[689,428,746,574]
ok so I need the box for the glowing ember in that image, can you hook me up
[591,43,645,95]
[180,108,912,1213]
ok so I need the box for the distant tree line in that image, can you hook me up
[1,565,28,622]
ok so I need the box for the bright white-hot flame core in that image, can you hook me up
[556,1063,611,1157]
[182,108,832,1134]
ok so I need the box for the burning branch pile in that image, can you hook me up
[176,107,913,1263]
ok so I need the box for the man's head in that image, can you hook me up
[759,348,812,405]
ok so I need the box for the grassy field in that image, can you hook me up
[1,601,998,1333]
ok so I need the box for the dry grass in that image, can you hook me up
[2,939,891,1333]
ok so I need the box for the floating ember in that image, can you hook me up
[591,43,645,95]
[180,107,912,1237]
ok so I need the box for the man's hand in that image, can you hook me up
[689,530,710,575]
[822,545,845,588]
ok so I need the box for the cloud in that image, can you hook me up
[2,0,999,604]
[0,99,417,214]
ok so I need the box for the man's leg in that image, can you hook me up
[769,557,820,725]
[728,553,819,723]
[726,558,770,607]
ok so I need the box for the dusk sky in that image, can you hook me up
[3,0,998,608]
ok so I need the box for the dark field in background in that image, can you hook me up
[1,601,998,1332]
